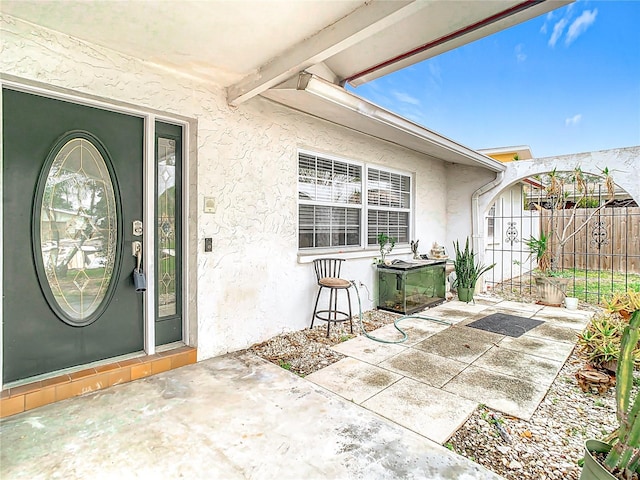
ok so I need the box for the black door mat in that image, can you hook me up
[466,313,544,338]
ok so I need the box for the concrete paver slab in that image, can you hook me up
[498,335,575,362]
[306,357,402,403]
[472,295,505,306]
[380,348,468,387]
[331,335,406,364]
[362,377,478,444]
[379,348,468,388]
[533,307,593,331]
[474,347,563,386]
[368,318,449,346]
[425,301,491,323]
[0,352,502,480]
[524,322,580,344]
[442,365,548,420]
[493,300,543,316]
[413,325,503,363]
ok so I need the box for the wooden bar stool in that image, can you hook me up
[310,258,353,337]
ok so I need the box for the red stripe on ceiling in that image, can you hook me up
[343,0,546,85]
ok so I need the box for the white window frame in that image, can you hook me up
[365,164,412,247]
[297,149,414,258]
[486,201,501,246]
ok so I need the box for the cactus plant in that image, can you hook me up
[602,308,640,475]
[582,293,640,479]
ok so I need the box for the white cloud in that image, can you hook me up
[548,18,568,47]
[565,9,598,45]
[565,114,582,126]
[391,90,421,106]
[540,11,554,34]
[428,62,442,85]
[515,44,527,63]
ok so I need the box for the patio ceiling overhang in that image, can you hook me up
[262,73,506,172]
[1,1,571,106]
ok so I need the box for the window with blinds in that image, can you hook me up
[298,151,412,250]
[298,152,362,249]
[366,168,411,245]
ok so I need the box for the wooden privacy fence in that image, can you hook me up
[540,207,640,274]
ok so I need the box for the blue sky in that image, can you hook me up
[351,0,640,158]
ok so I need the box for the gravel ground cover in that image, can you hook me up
[448,349,617,480]
[248,300,620,480]
[249,310,396,376]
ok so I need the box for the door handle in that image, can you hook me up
[132,241,142,258]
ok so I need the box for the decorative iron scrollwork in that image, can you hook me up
[505,222,520,245]
[590,221,609,250]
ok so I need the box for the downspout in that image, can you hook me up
[472,171,504,290]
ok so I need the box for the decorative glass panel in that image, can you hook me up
[157,137,177,317]
[40,138,117,322]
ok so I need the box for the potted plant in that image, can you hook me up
[525,167,616,306]
[524,230,572,306]
[452,237,495,303]
[580,291,640,480]
[375,233,396,265]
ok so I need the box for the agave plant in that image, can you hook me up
[604,292,640,320]
[577,313,640,370]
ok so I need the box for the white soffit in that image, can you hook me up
[262,74,505,172]
[1,1,570,104]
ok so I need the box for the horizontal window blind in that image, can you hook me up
[298,153,362,248]
[366,167,411,245]
[298,152,412,250]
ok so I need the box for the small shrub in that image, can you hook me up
[577,312,640,369]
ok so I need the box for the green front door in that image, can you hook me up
[2,88,145,383]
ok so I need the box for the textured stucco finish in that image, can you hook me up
[445,164,496,248]
[473,148,640,275]
[1,15,457,363]
[478,148,640,221]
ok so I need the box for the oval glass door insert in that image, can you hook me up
[38,136,118,325]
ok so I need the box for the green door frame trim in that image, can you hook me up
[0,78,192,389]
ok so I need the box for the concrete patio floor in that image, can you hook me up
[306,296,593,445]
[1,349,501,479]
[0,297,592,480]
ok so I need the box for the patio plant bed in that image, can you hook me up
[248,301,624,480]
[448,348,619,480]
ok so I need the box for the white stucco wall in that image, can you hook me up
[474,149,640,288]
[1,15,456,361]
[444,164,497,252]
[483,184,540,287]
